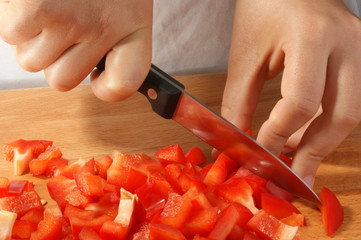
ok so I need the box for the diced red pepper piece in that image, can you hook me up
[183,207,218,237]
[216,177,258,214]
[107,153,150,192]
[233,202,254,227]
[185,147,207,165]
[203,153,238,188]
[208,204,241,240]
[149,172,175,197]
[135,182,167,220]
[123,167,149,193]
[280,212,305,227]
[84,193,119,219]
[197,163,214,181]
[3,139,53,176]
[244,174,267,194]
[75,172,106,196]
[0,191,42,215]
[247,209,298,240]
[154,144,187,164]
[12,220,37,239]
[158,193,192,229]
[61,158,95,179]
[318,187,344,237]
[182,161,197,176]
[7,180,29,196]
[131,222,151,240]
[265,181,295,202]
[20,207,44,224]
[95,155,113,179]
[120,152,162,174]
[99,220,129,240]
[103,184,121,204]
[228,225,245,240]
[30,208,63,240]
[29,146,63,176]
[64,204,113,237]
[46,157,69,177]
[231,166,253,178]
[178,172,205,193]
[47,175,76,211]
[149,223,187,240]
[204,190,230,211]
[65,187,93,208]
[183,187,212,211]
[261,192,303,223]
[79,226,102,240]
[163,163,183,194]
[243,230,262,240]
[193,235,209,240]
[0,177,10,196]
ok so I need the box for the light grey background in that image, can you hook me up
[0,0,360,90]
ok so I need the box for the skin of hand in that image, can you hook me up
[0,0,153,102]
[223,0,361,187]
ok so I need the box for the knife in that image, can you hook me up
[97,60,321,204]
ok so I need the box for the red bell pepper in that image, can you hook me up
[203,153,238,188]
[3,139,53,176]
[75,172,106,196]
[318,187,344,237]
[95,155,113,179]
[29,146,63,176]
[78,226,102,240]
[208,204,241,240]
[247,209,298,240]
[0,190,42,215]
[149,223,187,240]
[158,193,192,229]
[154,144,187,164]
[185,146,207,165]
[30,208,63,240]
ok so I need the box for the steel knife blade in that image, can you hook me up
[97,60,321,204]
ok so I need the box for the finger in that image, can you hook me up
[256,44,329,156]
[0,0,41,44]
[282,106,323,153]
[222,38,269,132]
[291,50,361,187]
[43,40,108,91]
[13,27,78,72]
[90,28,152,102]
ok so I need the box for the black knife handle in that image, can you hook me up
[96,57,184,119]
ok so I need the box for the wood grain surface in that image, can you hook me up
[0,73,360,239]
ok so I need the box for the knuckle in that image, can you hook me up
[304,149,326,165]
[0,25,22,44]
[300,15,331,43]
[346,18,361,44]
[268,126,289,143]
[292,98,320,120]
[334,110,361,130]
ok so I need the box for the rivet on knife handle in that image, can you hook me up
[96,57,185,119]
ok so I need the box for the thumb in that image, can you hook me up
[90,28,152,102]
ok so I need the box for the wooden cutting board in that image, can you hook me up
[0,73,360,239]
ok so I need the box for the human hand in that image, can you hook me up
[222,0,361,186]
[0,0,153,101]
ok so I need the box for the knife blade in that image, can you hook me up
[96,60,320,204]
